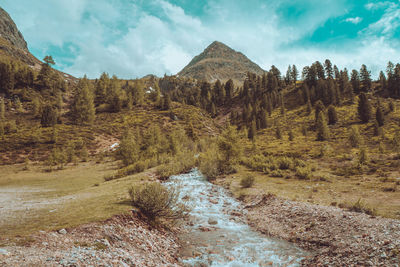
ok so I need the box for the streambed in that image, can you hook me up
[165,169,307,267]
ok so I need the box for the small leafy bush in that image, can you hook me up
[129,182,189,223]
[240,175,255,188]
[295,166,312,180]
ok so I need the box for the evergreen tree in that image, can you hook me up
[333,65,340,80]
[314,100,325,122]
[349,126,362,147]
[379,71,387,91]
[41,105,58,127]
[163,94,172,110]
[291,65,298,87]
[316,111,330,141]
[259,108,268,129]
[118,130,139,166]
[225,79,234,103]
[248,120,256,140]
[133,80,145,106]
[327,105,338,125]
[0,98,5,121]
[71,77,96,125]
[306,99,312,115]
[357,92,372,123]
[351,70,360,94]
[376,104,385,126]
[324,59,333,79]
[210,102,217,118]
[285,65,292,84]
[360,64,372,92]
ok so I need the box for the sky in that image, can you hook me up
[2,0,400,79]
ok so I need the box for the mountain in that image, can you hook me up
[0,7,42,67]
[178,41,265,84]
[0,7,27,51]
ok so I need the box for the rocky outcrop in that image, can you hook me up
[178,41,265,83]
[0,7,27,51]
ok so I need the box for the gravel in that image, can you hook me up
[0,214,181,266]
[245,194,400,266]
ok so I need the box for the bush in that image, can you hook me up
[327,105,338,125]
[240,175,255,188]
[129,182,189,223]
[277,157,292,170]
[344,198,376,216]
[295,166,312,180]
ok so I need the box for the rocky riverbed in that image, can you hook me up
[244,194,400,266]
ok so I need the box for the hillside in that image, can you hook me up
[178,41,265,84]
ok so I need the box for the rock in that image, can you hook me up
[101,239,111,247]
[208,219,218,225]
[0,248,9,255]
[58,228,67,235]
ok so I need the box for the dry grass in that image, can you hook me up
[0,159,150,239]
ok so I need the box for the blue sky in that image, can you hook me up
[2,0,400,78]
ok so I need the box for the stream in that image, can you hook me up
[165,169,307,267]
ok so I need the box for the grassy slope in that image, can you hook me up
[220,94,400,219]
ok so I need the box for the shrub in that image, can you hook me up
[288,130,294,141]
[41,105,58,127]
[295,166,312,180]
[376,105,384,126]
[270,170,284,177]
[344,198,376,216]
[277,157,292,170]
[240,175,255,188]
[129,182,189,223]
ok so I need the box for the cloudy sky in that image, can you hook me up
[2,0,400,78]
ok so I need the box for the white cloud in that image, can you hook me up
[345,17,363,24]
[2,0,400,79]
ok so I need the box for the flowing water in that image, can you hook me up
[165,169,307,267]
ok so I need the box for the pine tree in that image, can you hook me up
[163,94,172,110]
[71,77,96,125]
[259,108,268,129]
[306,99,312,115]
[324,59,333,79]
[357,92,372,123]
[210,102,217,118]
[133,80,145,106]
[41,105,58,127]
[349,126,362,147]
[360,64,372,92]
[379,71,387,91]
[314,100,325,122]
[376,104,384,126]
[327,105,338,125]
[280,94,285,115]
[351,70,360,94]
[225,79,234,103]
[0,98,5,121]
[291,65,298,87]
[248,120,256,140]
[316,111,330,141]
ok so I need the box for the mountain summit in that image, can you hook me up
[178,41,264,83]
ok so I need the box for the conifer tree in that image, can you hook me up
[71,77,96,125]
[360,64,372,92]
[379,71,387,91]
[306,99,312,115]
[163,94,172,110]
[248,120,256,140]
[259,108,268,129]
[357,92,372,123]
[41,105,58,127]
[291,65,298,87]
[351,70,360,94]
[327,105,338,125]
[0,98,5,121]
[324,59,333,79]
[316,111,330,141]
[349,126,362,148]
[225,79,234,103]
[376,104,384,126]
[314,100,325,122]
[133,80,145,106]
